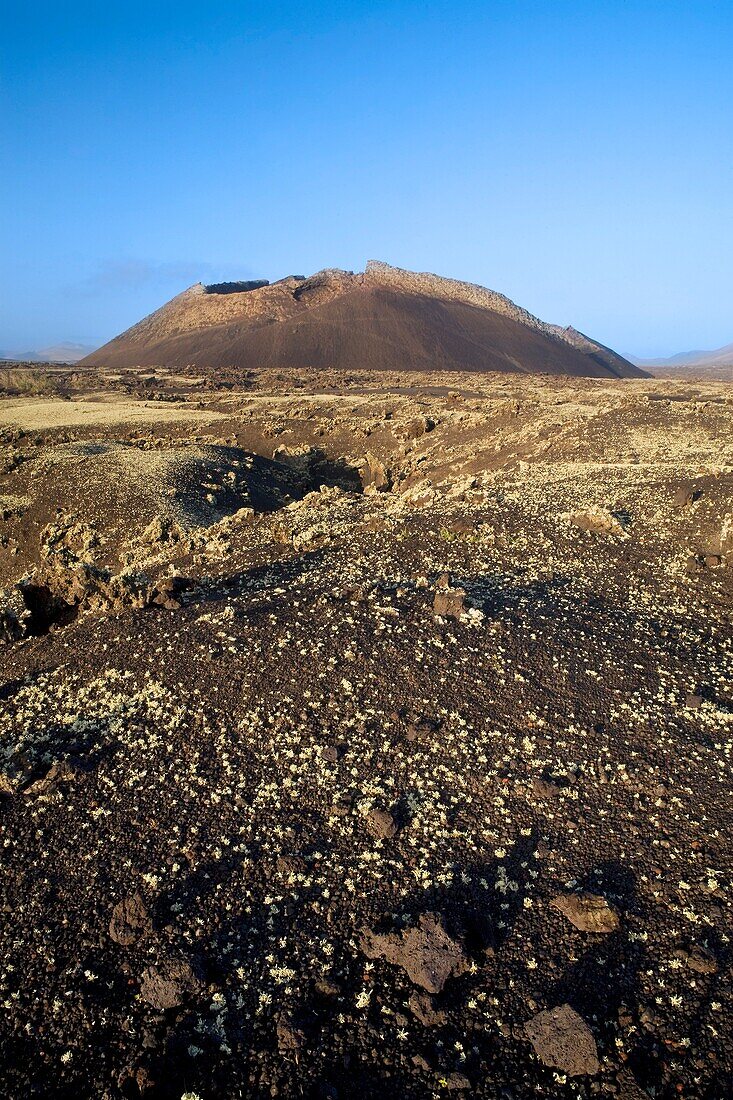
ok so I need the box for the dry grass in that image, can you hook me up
[0,368,59,397]
[0,395,225,430]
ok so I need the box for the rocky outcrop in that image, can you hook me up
[364,260,555,336]
[9,553,192,636]
[25,557,189,618]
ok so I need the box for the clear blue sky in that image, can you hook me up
[1,1,731,357]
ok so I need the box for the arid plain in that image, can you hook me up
[0,353,731,1100]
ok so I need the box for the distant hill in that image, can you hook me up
[82,260,645,379]
[632,342,733,371]
[0,342,95,364]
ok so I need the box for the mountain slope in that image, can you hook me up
[83,261,645,379]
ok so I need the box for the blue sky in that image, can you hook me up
[1,1,731,357]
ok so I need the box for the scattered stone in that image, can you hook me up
[615,1066,650,1098]
[40,515,99,562]
[109,893,152,946]
[524,1003,600,1076]
[2,369,732,1098]
[400,480,437,507]
[550,891,620,933]
[331,793,354,816]
[444,1072,471,1090]
[721,512,733,558]
[360,452,390,491]
[117,1063,155,1094]
[277,855,307,876]
[276,1011,305,1056]
[23,760,78,797]
[138,515,185,546]
[674,944,718,974]
[139,958,202,1010]
[446,475,478,500]
[639,1004,662,1032]
[404,416,435,439]
[673,486,700,509]
[445,516,477,536]
[366,807,398,839]
[433,584,466,618]
[569,509,628,537]
[412,1054,432,1072]
[148,576,191,610]
[360,912,469,993]
[405,715,442,743]
[532,776,561,799]
[0,584,31,643]
[313,978,341,1000]
[409,989,446,1026]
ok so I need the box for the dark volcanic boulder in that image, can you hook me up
[525,1004,600,1076]
[360,912,469,993]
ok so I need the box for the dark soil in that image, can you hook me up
[0,368,731,1099]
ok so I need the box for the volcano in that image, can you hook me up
[82,260,645,378]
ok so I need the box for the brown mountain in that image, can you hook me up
[82,260,645,378]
